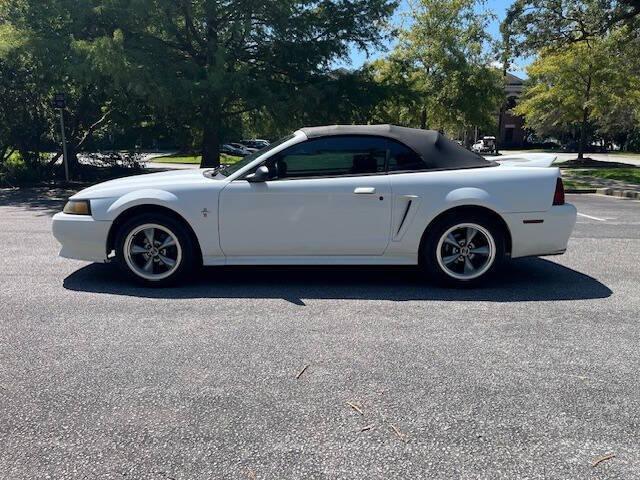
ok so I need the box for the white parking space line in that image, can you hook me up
[585,194,640,203]
[577,213,607,222]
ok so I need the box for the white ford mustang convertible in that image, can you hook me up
[52,125,577,287]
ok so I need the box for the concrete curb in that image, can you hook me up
[595,187,640,199]
[565,188,597,194]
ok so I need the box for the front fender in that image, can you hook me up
[91,189,183,222]
[89,188,223,260]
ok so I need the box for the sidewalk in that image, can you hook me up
[144,161,199,170]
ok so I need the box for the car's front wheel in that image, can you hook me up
[421,213,506,287]
[114,213,196,286]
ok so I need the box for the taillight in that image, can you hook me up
[553,178,565,205]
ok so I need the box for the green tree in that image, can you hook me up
[504,0,640,55]
[0,0,130,174]
[590,30,640,150]
[514,35,640,158]
[374,0,503,142]
[501,1,640,154]
[0,58,54,169]
[0,24,63,174]
[365,58,424,127]
[239,67,394,139]
[75,0,396,167]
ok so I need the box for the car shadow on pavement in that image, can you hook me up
[63,257,612,304]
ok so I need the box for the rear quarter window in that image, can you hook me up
[387,140,429,172]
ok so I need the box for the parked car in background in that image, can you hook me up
[229,142,257,154]
[241,139,270,149]
[220,144,249,156]
[471,136,497,154]
[52,124,576,288]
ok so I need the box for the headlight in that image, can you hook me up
[63,200,92,215]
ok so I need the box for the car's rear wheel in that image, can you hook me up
[114,213,196,287]
[421,213,506,287]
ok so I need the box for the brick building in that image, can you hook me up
[498,73,526,149]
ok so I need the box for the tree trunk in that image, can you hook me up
[201,119,221,168]
[420,107,427,130]
[70,152,80,173]
[201,3,222,169]
[496,104,505,156]
[496,56,509,156]
[578,107,588,160]
[65,145,81,175]
[578,74,592,161]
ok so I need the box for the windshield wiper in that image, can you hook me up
[203,167,222,178]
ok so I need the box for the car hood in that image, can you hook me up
[72,169,221,200]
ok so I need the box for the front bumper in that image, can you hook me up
[503,203,577,259]
[52,213,111,262]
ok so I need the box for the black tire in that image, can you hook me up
[420,212,507,287]
[114,213,197,287]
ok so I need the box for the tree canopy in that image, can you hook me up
[503,0,640,55]
[368,0,503,142]
[1,0,397,169]
[515,30,640,157]
[2,0,640,184]
[72,0,397,166]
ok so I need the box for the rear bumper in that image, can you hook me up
[503,204,577,259]
[52,213,111,263]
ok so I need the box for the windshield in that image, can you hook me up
[219,134,295,177]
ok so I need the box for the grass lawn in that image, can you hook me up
[152,153,242,165]
[152,155,200,164]
[562,179,594,190]
[572,168,640,184]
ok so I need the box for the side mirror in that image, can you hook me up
[246,165,270,183]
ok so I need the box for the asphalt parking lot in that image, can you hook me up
[0,190,639,479]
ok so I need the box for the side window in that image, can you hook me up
[267,136,387,179]
[387,140,428,172]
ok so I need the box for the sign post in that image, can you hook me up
[54,93,69,182]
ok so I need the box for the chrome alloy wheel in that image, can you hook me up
[123,223,183,281]
[436,223,496,281]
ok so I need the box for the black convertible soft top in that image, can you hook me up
[300,124,496,170]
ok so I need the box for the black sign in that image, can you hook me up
[53,93,66,109]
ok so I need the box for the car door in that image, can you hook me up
[218,135,392,257]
